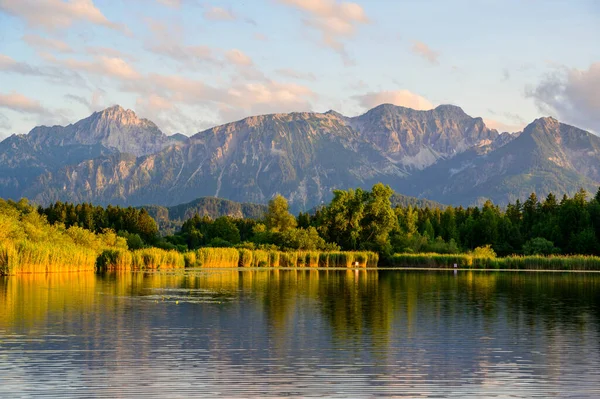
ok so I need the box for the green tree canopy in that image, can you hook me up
[265,195,297,232]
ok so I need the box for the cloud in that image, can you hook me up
[483,118,525,133]
[527,63,600,132]
[411,41,439,65]
[0,0,124,32]
[225,49,253,66]
[130,79,314,131]
[218,81,315,122]
[276,68,317,82]
[0,92,49,114]
[120,70,315,125]
[49,54,141,80]
[502,68,510,81]
[64,88,106,112]
[149,42,221,67]
[22,34,72,53]
[354,90,434,111]
[276,0,368,64]
[135,94,208,134]
[86,46,136,61]
[143,17,227,69]
[143,19,260,78]
[0,54,83,84]
[203,6,236,21]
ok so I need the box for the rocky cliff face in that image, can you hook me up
[24,111,407,208]
[3,104,600,209]
[402,117,600,205]
[349,104,499,169]
[0,105,183,200]
[26,105,180,156]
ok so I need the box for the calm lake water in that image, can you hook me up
[1,269,600,398]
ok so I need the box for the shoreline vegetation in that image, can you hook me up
[0,199,377,275]
[95,248,378,272]
[388,253,600,271]
[4,182,600,275]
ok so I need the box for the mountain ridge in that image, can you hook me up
[2,103,598,210]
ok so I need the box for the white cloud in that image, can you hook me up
[119,70,316,125]
[276,0,368,64]
[354,90,434,111]
[203,6,236,21]
[50,55,141,81]
[22,34,72,53]
[0,92,49,114]
[527,62,600,132]
[0,0,124,32]
[411,41,439,65]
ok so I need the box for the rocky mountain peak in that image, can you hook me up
[531,116,559,127]
[434,104,468,118]
[92,105,153,128]
[324,110,346,119]
[16,105,179,157]
[523,116,563,138]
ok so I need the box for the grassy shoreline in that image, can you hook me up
[94,248,379,271]
[387,253,600,271]
[1,245,379,275]
[6,242,600,274]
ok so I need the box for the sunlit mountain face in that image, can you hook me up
[1,105,599,210]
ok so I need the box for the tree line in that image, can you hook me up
[38,202,158,249]
[35,184,600,258]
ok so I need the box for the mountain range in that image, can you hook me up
[1,104,599,210]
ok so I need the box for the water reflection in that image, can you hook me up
[1,270,599,397]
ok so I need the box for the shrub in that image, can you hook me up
[523,237,560,255]
[472,245,497,258]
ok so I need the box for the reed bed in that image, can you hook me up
[196,248,239,268]
[387,253,600,271]
[269,251,280,268]
[96,248,185,271]
[1,242,380,275]
[183,249,378,268]
[279,252,298,268]
[249,250,269,268]
[238,248,253,268]
[1,241,97,275]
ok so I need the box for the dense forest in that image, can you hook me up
[35,184,600,258]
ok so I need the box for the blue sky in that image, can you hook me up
[0,0,599,138]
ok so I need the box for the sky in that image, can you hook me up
[0,0,599,139]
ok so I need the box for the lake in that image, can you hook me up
[1,269,600,398]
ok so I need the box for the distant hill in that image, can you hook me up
[141,197,268,233]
